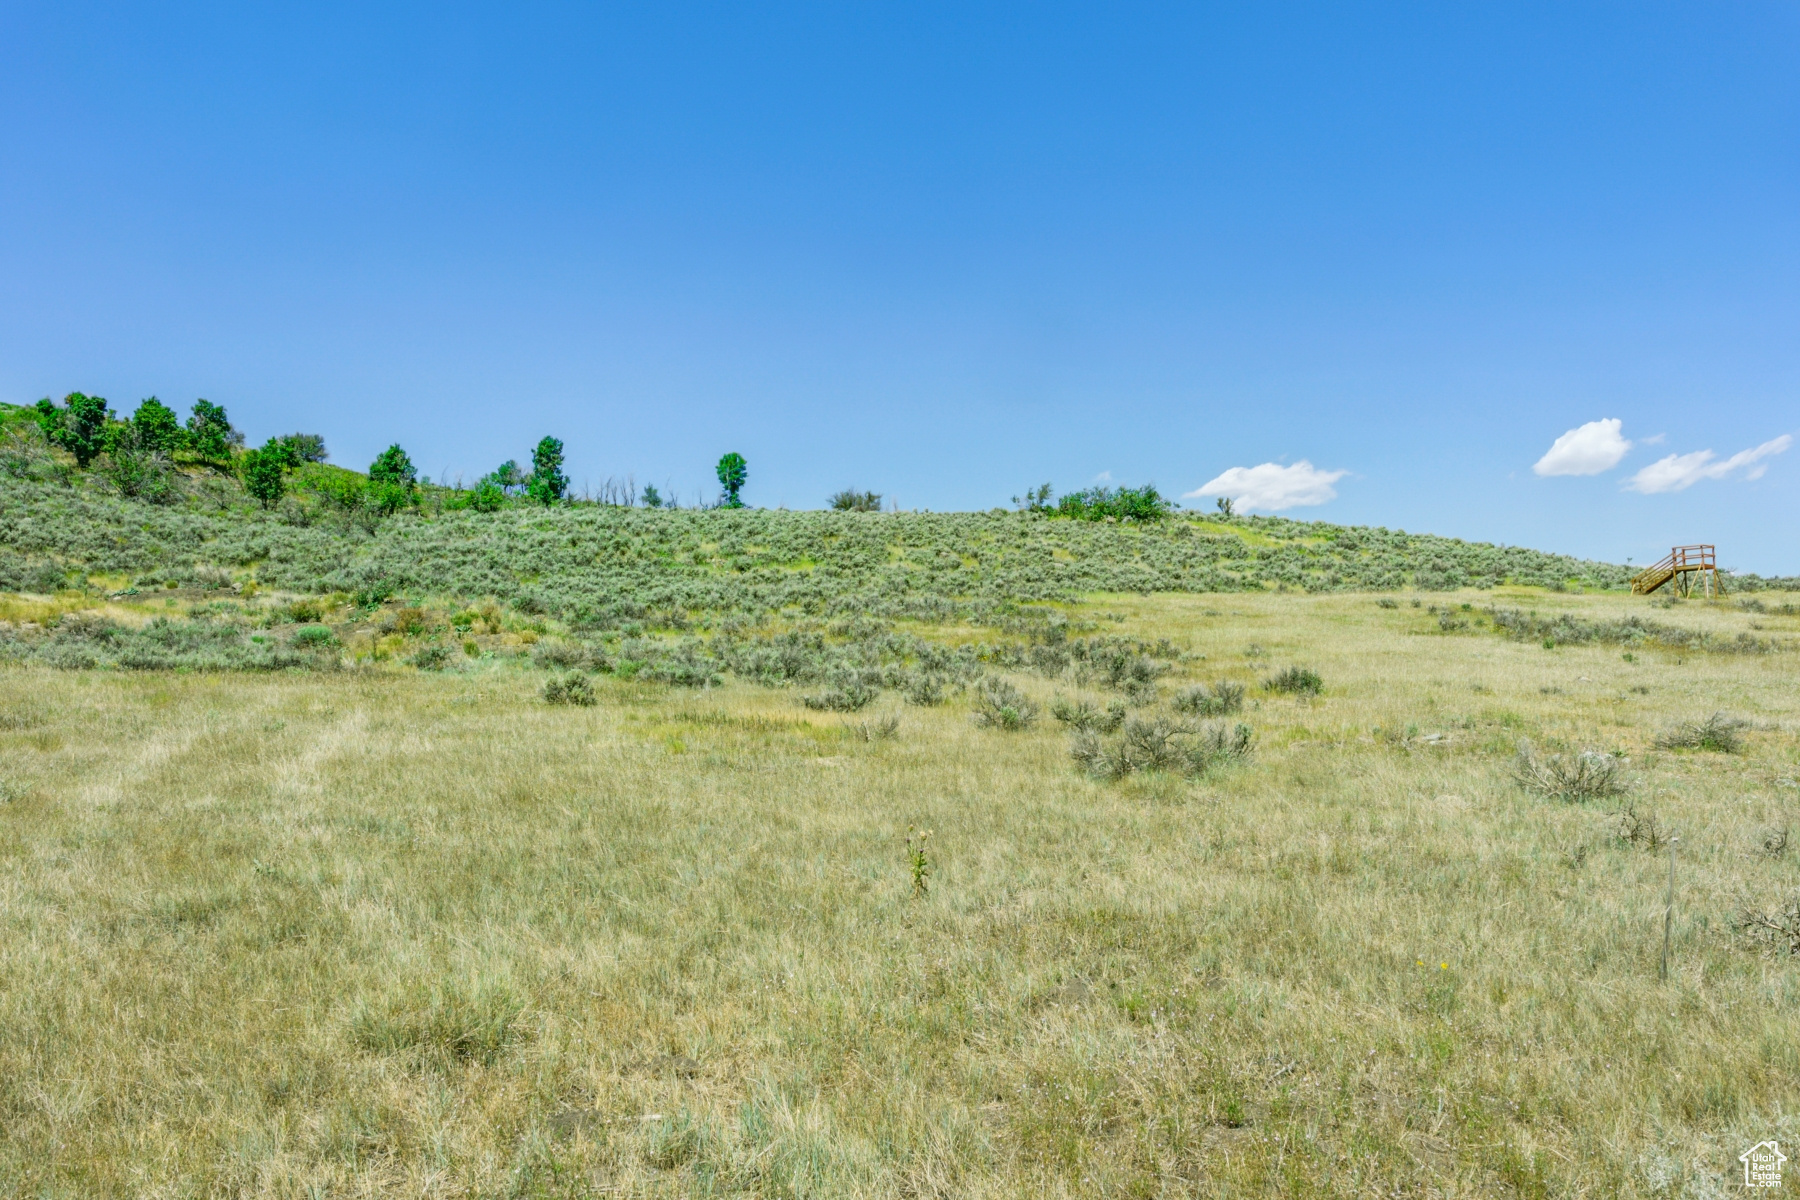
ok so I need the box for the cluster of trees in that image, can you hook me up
[23,392,765,516]
[29,392,288,468]
[1014,482,1174,522]
[22,391,837,517]
[444,437,570,512]
[830,488,883,512]
[21,395,1191,524]
[378,443,744,513]
[29,392,327,507]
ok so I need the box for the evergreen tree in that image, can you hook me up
[716,452,747,508]
[527,436,568,504]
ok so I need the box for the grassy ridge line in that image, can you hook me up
[3,475,1639,612]
[6,406,1788,611]
[0,474,1628,614]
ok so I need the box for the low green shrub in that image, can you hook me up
[542,672,596,706]
[1655,712,1747,753]
[1264,666,1323,696]
[971,678,1038,730]
[1513,740,1626,802]
[1069,715,1252,781]
[409,643,453,670]
[1051,695,1125,732]
[1173,680,1245,715]
[803,678,877,712]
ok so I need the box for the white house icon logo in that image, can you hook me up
[1740,1140,1786,1188]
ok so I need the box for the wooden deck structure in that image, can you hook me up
[1631,544,1720,597]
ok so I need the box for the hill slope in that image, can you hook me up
[1,416,1702,621]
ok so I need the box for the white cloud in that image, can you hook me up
[1624,435,1792,494]
[1091,470,1113,484]
[1186,461,1347,512]
[1533,419,1631,476]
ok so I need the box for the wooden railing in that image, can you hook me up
[1631,545,1717,596]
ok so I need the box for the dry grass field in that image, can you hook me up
[3,588,1799,1197]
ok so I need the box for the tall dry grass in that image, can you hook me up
[1,589,1798,1196]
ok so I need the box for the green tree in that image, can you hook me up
[186,400,234,465]
[716,452,747,508]
[484,460,525,495]
[31,398,64,442]
[55,393,113,467]
[132,398,186,455]
[241,441,287,509]
[469,480,505,512]
[261,437,302,471]
[829,488,881,512]
[368,443,417,514]
[641,484,663,508]
[527,436,568,505]
[276,432,328,463]
[369,443,417,487]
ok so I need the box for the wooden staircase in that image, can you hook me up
[1631,544,1719,596]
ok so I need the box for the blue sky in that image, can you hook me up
[2,3,1796,570]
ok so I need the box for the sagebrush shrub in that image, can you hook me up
[1069,713,1251,781]
[971,678,1038,730]
[105,446,180,505]
[1172,681,1245,715]
[903,672,946,706]
[1513,740,1626,802]
[803,679,876,712]
[1616,806,1668,851]
[1734,899,1800,957]
[409,643,453,670]
[543,672,596,706]
[1654,712,1746,753]
[1264,666,1323,696]
[532,640,589,670]
[1051,695,1125,732]
[1184,721,1254,775]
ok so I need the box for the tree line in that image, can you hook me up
[21,392,758,514]
[25,391,1180,522]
